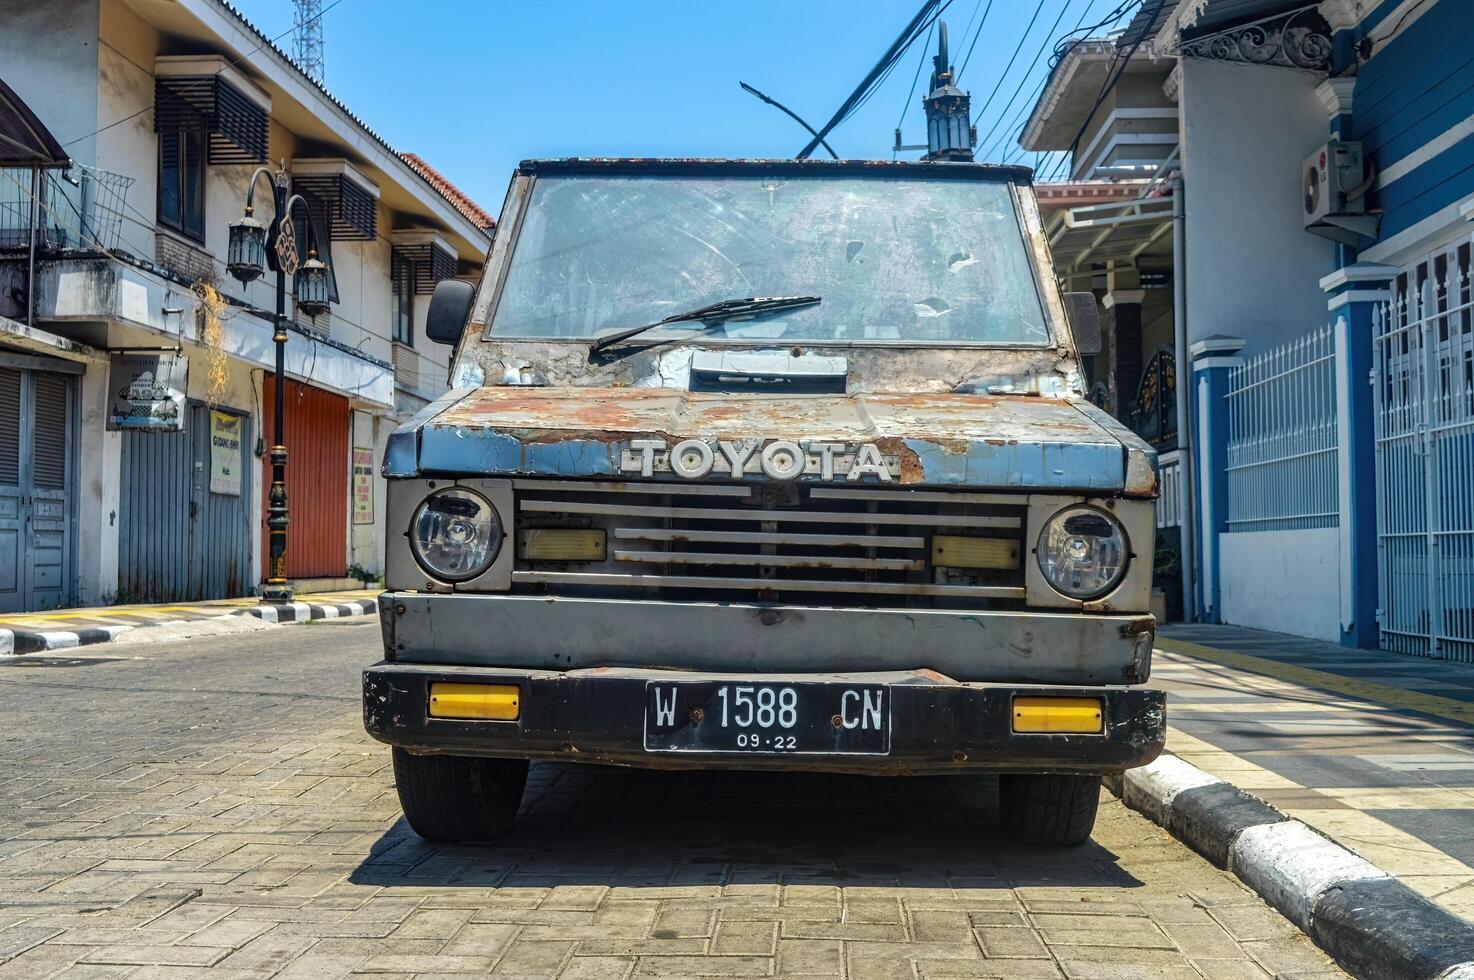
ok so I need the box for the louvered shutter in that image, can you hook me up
[32,374,68,490]
[0,368,18,487]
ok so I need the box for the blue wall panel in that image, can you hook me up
[1350,0,1474,244]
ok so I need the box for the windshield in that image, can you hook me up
[486,173,1052,346]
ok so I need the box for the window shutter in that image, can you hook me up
[0,368,17,487]
[32,374,68,491]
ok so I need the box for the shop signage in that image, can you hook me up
[352,447,374,524]
[106,353,188,431]
[209,411,243,496]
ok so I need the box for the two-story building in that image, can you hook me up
[0,0,493,609]
[1022,0,1474,662]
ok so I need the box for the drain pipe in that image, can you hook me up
[26,166,39,326]
[1172,173,1197,622]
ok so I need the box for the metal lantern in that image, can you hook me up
[226,212,267,284]
[295,252,331,318]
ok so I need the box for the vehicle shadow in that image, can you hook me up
[349,762,1141,891]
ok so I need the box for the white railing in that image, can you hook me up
[1373,236,1474,661]
[1156,449,1181,529]
[1224,325,1339,532]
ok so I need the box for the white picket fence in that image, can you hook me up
[1224,326,1340,532]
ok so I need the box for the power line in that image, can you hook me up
[978,0,1106,161]
[895,20,936,131]
[963,0,1050,130]
[955,0,998,80]
[972,0,1082,157]
[796,0,953,158]
[62,0,349,148]
[1043,0,1163,182]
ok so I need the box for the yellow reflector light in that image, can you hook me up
[932,535,1019,569]
[1012,696,1103,734]
[429,683,521,720]
[521,528,607,561]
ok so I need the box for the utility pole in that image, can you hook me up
[293,0,325,83]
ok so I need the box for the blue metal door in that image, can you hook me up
[118,402,253,602]
[0,363,77,613]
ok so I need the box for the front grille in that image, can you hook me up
[510,479,1028,608]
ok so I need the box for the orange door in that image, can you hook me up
[262,378,348,579]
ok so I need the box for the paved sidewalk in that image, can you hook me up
[0,590,378,654]
[1156,623,1474,921]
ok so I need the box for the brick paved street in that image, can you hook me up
[0,622,1344,979]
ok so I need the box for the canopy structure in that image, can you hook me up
[0,75,68,168]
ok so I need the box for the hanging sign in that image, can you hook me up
[352,447,374,524]
[209,411,243,496]
[106,352,188,431]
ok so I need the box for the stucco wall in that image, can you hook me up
[1180,60,1335,356]
[1219,527,1343,642]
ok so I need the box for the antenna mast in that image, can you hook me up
[293,0,326,83]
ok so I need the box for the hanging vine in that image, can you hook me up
[193,282,230,408]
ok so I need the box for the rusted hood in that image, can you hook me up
[386,387,1156,495]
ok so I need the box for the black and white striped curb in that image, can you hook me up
[0,599,375,656]
[1108,755,1474,980]
[236,599,374,623]
[0,624,134,656]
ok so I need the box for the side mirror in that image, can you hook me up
[425,279,476,346]
[1063,291,1102,356]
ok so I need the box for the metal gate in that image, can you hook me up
[1373,234,1474,660]
[118,402,253,603]
[0,360,77,612]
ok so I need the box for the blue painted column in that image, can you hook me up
[1189,336,1245,623]
[1322,264,1398,648]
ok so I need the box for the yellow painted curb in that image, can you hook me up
[1155,636,1474,728]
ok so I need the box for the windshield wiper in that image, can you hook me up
[587,295,821,359]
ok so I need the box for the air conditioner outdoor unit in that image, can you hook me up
[1303,140,1380,244]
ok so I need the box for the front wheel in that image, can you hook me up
[999,773,1101,846]
[392,748,528,843]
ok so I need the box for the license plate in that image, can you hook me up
[643,681,890,755]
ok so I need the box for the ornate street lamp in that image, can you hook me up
[228,164,334,603]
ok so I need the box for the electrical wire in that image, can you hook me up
[796,0,954,158]
[896,20,937,131]
[972,0,1083,157]
[963,0,1051,130]
[62,0,349,148]
[955,0,997,80]
[1041,0,1161,183]
[978,0,1108,161]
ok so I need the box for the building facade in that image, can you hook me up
[0,0,492,608]
[1023,0,1474,659]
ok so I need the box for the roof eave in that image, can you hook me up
[172,0,491,254]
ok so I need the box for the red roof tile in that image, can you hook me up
[401,153,495,234]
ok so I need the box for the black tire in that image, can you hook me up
[999,772,1101,846]
[392,748,528,843]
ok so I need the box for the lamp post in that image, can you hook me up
[227,164,333,604]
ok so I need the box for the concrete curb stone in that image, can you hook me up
[0,599,375,656]
[1113,752,1474,980]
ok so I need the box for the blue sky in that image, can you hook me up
[230,0,1109,217]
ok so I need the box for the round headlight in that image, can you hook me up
[1036,505,1130,600]
[410,488,502,582]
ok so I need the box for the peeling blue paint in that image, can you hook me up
[900,438,1123,490]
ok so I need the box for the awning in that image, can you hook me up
[291,158,380,241]
[391,229,458,293]
[154,56,270,165]
[1046,194,1175,281]
[0,75,69,167]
